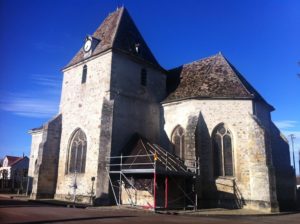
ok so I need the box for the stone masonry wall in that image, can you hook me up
[247,115,278,212]
[30,114,62,199]
[55,52,113,203]
[162,99,278,212]
[28,129,44,194]
[29,129,46,198]
[110,52,166,156]
[270,122,296,210]
[253,101,296,210]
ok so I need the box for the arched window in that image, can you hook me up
[68,129,87,173]
[171,125,185,160]
[141,68,147,86]
[82,65,87,84]
[212,123,233,177]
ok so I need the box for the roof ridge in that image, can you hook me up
[164,52,270,103]
[64,7,160,70]
[92,7,122,37]
[204,53,220,74]
[216,54,254,97]
[110,7,124,48]
[10,157,24,166]
[6,155,20,159]
[169,52,222,71]
[110,8,160,67]
[213,53,273,109]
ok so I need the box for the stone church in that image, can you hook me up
[28,7,296,212]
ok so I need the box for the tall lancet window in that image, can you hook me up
[68,129,87,173]
[212,123,234,177]
[82,65,87,84]
[171,125,185,160]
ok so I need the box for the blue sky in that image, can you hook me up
[0,0,299,173]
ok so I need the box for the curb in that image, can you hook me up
[156,210,300,217]
[27,199,89,208]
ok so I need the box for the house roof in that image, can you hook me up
[164,53,274,110]
[64,7,160,70]
[5,156,27,167]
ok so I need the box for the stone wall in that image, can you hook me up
[121,185,154,207]
[28,131,43,180]
[95,97,114,204]
[270,122,296,210]
[253,101,272,130]
[247,115,278,212]
[253,101,296,210]
[54,50,166,204]
[253,101,273,166]
[55,52,113,203]
[28,128,46,197]
[110,52,166,156]
[162,99,278,212]
[29,114,62,199]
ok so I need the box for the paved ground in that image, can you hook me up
[1,195,300,224]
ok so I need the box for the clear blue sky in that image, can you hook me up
[0,0,299,173]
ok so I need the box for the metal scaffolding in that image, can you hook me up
[106,139,199,211]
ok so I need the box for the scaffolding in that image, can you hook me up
[106,139,200,211]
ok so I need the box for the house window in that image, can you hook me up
[68,129,87,173]
[82,65,87,84]
[171,125,185,160]
[141,68,147,86]
[212,123,233,177]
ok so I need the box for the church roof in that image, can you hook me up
[64,7,160,69]
[164,53,274,109]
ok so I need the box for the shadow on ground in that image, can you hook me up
[0,198,53,208]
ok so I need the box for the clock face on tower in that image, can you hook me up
[84,39,92,52]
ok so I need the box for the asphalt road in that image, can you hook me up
[1,196,300,224]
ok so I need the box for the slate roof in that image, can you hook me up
[64,7,160,69]
[164,53,273,109]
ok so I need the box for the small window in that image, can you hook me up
[82,65,87,84]
[141,68,147,86]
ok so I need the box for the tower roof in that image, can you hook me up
[164,53,274,110]
[64,7,160,69]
